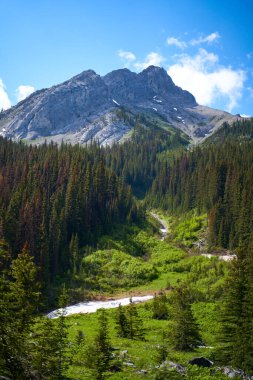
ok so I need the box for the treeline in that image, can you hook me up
[0,137,139,284]
[147,119,253,250]
[205,118,253,144]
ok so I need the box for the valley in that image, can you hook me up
[0,80,253,379]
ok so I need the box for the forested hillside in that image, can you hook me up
[0,122,186,288]
[147,118,253,250]
[0,119,253,379]
[0,138,139,285]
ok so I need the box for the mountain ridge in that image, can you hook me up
[0,66,240,145]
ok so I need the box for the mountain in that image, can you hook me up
[0,66,240,145]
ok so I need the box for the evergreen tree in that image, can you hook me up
[170,284,201,351]
[69,233,79,275]
[115,304,129,338]
[126,298,145,340]
[54,285,70,379]
[218,237,253,372]
[85,309,112,379]
[152,292,168,320]
[0,242,41,379]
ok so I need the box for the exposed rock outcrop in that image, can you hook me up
[0,66,240,145]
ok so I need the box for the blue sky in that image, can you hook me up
[0,0,252,115]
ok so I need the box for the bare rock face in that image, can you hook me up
[0,66,240,145]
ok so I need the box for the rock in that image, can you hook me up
[136,369,148,375]
[120,350,128,357]
[124,361,136,367]
[160,361,186,374]
[0,66,240,145]
[189,357,214,367]
[222,367,244,378]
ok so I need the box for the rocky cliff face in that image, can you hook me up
[0,66,239,145]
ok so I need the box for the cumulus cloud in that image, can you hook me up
[0,79,11,110]
[134,52,165,71]
[191,32,220,46]
[248,87,253,97]
[16,85,35,102]
[118,49,136,67]
[167,37,187,49]
[168,48,245,112]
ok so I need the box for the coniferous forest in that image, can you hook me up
[0,118,253,379]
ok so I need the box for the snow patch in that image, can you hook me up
[240,114,251,118]
[112,99,120,106]
[173,107,177,111]
[47,295,154,319]
[177,116,182,119]
[153,107,157,112]
[2,128,6,132]
[153,95,162,103]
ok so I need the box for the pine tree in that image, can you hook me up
[218,237,253,372]
[69,233,79,275]
[54,285,70,379]
[115,304,129,338]
[85,309,112,380]
[10,243,41,329]
[152,292,168,320]
[0,242,41,379]
[170,284,201,351]
[126,298,145,340]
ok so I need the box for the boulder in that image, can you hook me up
[189,357,214,367]
[160,360,186,375]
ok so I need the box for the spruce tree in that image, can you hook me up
[0,242,41,379]
[115,303,129,338]
[170,284,201,351]
[85,309,112,380]
[152,292,168,320]
[219,237,253,372]
[126,298,145,340]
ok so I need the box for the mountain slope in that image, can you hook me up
[0,66,240,145]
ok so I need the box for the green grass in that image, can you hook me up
[58,210,231,379]
[64,296,226,379]
[71,210,227,302]
[169,211,207,248]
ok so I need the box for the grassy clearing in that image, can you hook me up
[75,219,188,296]
[65,295,226,379]
[59,210,230,378]
[71,210,226,301]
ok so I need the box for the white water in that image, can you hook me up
[47,295,153,319]
[201,253,236,261]
[150,212,169,241]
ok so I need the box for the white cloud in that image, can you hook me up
[134,52,165,71]
[167,37,187,49]
[168,48,245,112]
[118,49,136,66]
[241,114,252,118]
[0,79,11,110]
[191,32,220,46]
[16,85,35,102]
[248,87,253,97]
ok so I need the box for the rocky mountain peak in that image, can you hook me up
[0,66,239,145]
[68,69,99,83]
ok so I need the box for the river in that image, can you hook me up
[150,212,169,240]
[47,295,153,319]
